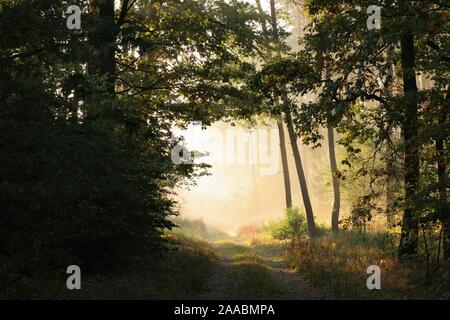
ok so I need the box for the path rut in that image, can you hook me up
[195,241,331,300]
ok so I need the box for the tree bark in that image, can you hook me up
[255,0,268,34]
[255,0,292,209]
[385,155,396,228]
[283,94,317,237]
[277,118,293,208]
[398,30,419,258]
[269,0,277,36]
[269,0,317,236]
[384,61,398,229]
[327,124,340,233]
[437,92,449,258]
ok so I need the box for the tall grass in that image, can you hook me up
[287,230,449,299]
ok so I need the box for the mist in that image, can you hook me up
[174,2,338,233]
[174,121,338,234]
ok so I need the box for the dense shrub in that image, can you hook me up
[267,207,307,241]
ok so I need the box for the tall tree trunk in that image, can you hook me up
[398,30,419,258]
[88,0,116,97]
[255,0,268,34]
[255,0,292,209]
[269,0,317,236]
[284,101,318,237]
[327,124,340,233]
[384,61,398,229]
[437,92,449,258]
[277,118,293,208]
[385,153,397,228]
[283,95,317,237]
[269,0,277,36]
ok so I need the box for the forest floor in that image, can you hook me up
[3,232,448,299]
[2,234,329,299]
[195,239,330,300]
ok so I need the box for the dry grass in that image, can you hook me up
[287,231,449,299]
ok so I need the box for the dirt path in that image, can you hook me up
[195,240,330,300]
[195,253,240,300]
[257,248,330,299]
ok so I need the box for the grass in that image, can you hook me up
[212,239,284,299]
[7,217,444,300]
[232,260,280,299]
[1,233,217,299]
[287,230,450,299]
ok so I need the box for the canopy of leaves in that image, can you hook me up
[0,0,264,276]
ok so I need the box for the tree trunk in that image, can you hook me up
[255,0,268,34]
[255,0,292,209]
[384,61,398,229]
[398,30,419,258]
[437,93,449,258]
[283,95,317,237]
[327,124,340,233]
[385,127,398,229]
[267,0,317,235]
[88,0,116,96]
[385,156,396,228]
[277,118,293,208]
[269,0,277,36]
[437,134,449,259]
[268,0,317,236]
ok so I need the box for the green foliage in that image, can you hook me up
[342,195,376,233]
[0,0,263,287]
[255,0,449,258]
[267,208,307,240]
[1,0,447,299]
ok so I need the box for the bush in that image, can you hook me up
[267,208,307,241]
[0,117,177,275]
[0,66,185,278]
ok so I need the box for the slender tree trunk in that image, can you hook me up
[384,61,398,229]
[437,93,449,258]
[398,30,419,258]
[269,0,277,36]
[283,95,317,237]
[277,118,293,208]
[327,124,340,233]
[269,0,317,236]
[255,0,292,209]
[88,0,116,96]
[385,156,396,228]
[255,0,268,34]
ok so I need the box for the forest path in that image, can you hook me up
[195,240,330,300]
